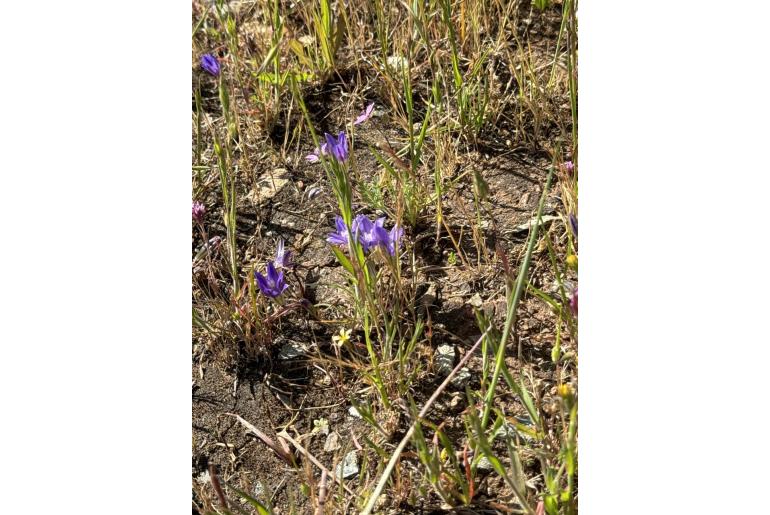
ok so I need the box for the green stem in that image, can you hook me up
[481,168,553,429]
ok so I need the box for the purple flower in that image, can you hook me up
[569,287,578,317]
[327,215,351,246]
[192,201,206,223]
[327,214,403,256]
[274,239,293,269]
[255,261,289,298]
[562,160,574,175]
[324,131,349,162]
[200,54,220,77]
[386,225,404,256]
[353,102,375,126]
[356,215,389,252]
[306,142,329,163]
[569,214,578,238]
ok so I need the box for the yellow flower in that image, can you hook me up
[558,383,575,402]
[332,328,352,347]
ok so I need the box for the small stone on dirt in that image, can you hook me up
[348,406,362,418]
[511,214,560,234]
[468,293,483,308]
[335,450,359,479]
[324,432,341,452]
[250,168,290,204]
[450,367,472,388]
[435,344,456,375]
[387,55,407,71]
[477,456,494,471]
[421,283,437,306]
[278,341,307,360]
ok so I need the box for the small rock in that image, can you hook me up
[435,344,456,376]
[348,406,362,419]
[324,432,341,452]
[250,168,290,204]
[196,470,210,485]
[386,55,408,71]
[450,367,472,388]
[511,215,560,235]
[335,450,359,480]
[468,293,483,308]
[278,341,307,360]
[421,283,437,307]
[477,456,494,471]
[494,423,518,439]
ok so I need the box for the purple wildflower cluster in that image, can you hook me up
[255,239,294,298]
[200,54,220,77]
[274,239,293,269]
[306,103,375,163]
[353,102,375,126]
[305,142,328,163]
[327,214,403,256]
[307,131,349,163]
[192,201,206,223]
[255,262,288,298]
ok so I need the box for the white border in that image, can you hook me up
[2,1,770,513]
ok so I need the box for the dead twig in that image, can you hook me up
[315,469,328,515]
[225,413,297,466]
[208,464,228,512]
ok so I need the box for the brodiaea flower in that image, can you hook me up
[353,102,375,125]
[569,214,578,238]
[255,261,289,298]
[562,160,574,175]
[327,214,404,255]
[324,131,349,162]
[306,142,328,163]
[192,201,205,223]
[200,54,220,77]
[355,215,389,252]
[327,215,352,246]
[274,239,293,269]
[386,224,404,256]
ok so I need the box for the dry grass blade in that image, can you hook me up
[208,464,229,511]
[225,413,297,466]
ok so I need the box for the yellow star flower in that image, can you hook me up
[332,328,352,347]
